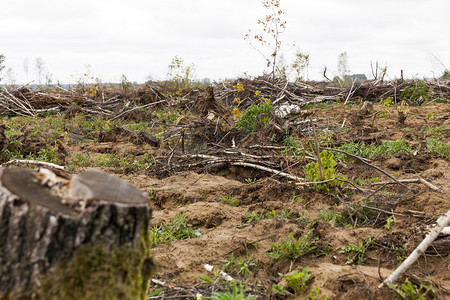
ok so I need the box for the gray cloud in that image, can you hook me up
[1,0,449,83]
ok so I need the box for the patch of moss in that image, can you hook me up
[38,229,156,300]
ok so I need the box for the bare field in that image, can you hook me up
[1,79,449,299]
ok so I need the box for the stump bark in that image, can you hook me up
[0,167,156,299]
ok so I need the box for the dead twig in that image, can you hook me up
[344,79,357,104]
[359,205,406,217]
[230,161,304,181]
[310,120,324,180]
[1,159,64,170]
[371,177,444,193]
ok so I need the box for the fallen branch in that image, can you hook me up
[372,177,444,193]
[359,205,406,217]
[296,178,338,186]
[1,159,64,170]
[378,209,450,288]
[344,80,357,104]
[231,161,304,181]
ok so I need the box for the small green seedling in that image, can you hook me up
[279,266,313,293]
[392,243,408,267]
[339,236,375,265]
[268,230,318,262]
[220,194,239,206]
[384,216,395,230]
[149,212,201,246]
[221,253,256,279]
[388,278,434,300]
[244,178,256,184]
[244,210,265,224]
[308,285,328,300]
[210,280,255,300]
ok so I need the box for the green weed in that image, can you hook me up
[220,194,239,206]
[282,135,309,157]
[297,211,314,228]
[400,81,432,102]
[68,153,153,171]
[210,281,255,300]
[317,206,339,226]
[339,236,375,265]
[220,253,256,279]
[244,211,265,224]
[279,266,313,293]
[425,138,450,159]
[68,153,93,169]
[422,125,449,138]
[303,150,344,192]
[308,285,328,300]
[336,202,375,227]
[392,243,408,267]
[291,192,304,203]
[380,97,394,107]
[236,100,273,134]
[267,230,318,262]
[221,253,238,274]
[271,284,289,296]
[337,138,415,160]
[236,257,256,279]
[388,278,435,300]
[244,178,256,184]
[265,208,294,220]
[434,96,449,103]
[149,212,201,246]
[147,289,165,297]
[384,216,395,230]
[2,145,58,165]
[156,107,181,124]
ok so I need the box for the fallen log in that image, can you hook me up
[0,167,156,299]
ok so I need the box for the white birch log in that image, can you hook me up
[378,209,450,288]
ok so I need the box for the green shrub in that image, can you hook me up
[400,81,432,102]
[303,150,344,191]
[336,139,414,160]
[236,101,273,134]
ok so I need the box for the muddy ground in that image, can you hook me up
[1,82,449,299]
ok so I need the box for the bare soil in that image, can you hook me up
[89,104,450,298]
[1,82,449,299]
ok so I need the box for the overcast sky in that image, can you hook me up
[1,0,449,84]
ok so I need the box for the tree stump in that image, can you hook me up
[0,167,156,299]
